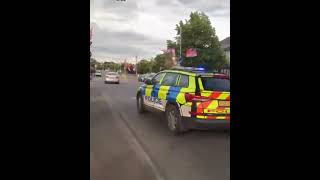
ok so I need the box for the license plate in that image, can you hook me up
[219,101,230,107]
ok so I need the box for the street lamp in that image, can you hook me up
[179,25,182,59]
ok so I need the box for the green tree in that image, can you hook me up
[169,11,227,70]
[167,40,177,49]
[96,62,104,70]
[137,59,152,74]
[102,61,121,71]
[151,53,173,72]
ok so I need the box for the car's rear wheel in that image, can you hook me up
[137,95,146,113]
[165,105,188,135]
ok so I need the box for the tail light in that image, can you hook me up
[185,93,211,102]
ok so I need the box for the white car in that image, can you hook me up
[105,72,120,84]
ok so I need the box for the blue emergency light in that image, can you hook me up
[171,66,206,72]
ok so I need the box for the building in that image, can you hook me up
[220,37,230,62]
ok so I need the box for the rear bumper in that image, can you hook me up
[105,79,119,83]
[182,116,230,130]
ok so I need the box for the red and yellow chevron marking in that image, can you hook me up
[195,91,230,119]
[208,92,230,100]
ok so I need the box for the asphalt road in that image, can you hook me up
[90,74,230,180]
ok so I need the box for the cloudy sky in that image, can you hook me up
[90,0,230,63]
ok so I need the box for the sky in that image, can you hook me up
[90,0,230,63]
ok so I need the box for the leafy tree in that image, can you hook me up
[169,11,227,70]
[137,59,152,74]
[96,63,104,70]
[102,61,121,71]
[151,54,173,72]
[167,40,177,49]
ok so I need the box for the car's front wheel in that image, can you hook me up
[137,95,146,113]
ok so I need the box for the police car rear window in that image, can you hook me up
[201,77,230,91]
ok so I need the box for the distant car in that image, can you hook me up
[138,74,147,82]
[95,70,102,77]
[143,73,156,82]
[105,72,120,84]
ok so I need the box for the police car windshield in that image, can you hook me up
[201,77,230,92]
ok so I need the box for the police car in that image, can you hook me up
[136,66,230,134]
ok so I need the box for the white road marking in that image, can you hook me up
[101,93,166,180]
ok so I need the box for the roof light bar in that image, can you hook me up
[171,66,205,71]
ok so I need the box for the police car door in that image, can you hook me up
[157,73,179,111]
[144,73,165,108]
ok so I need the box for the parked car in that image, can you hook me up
[95,70,102,77]
[138,74,147,82]
[143,73,156,82]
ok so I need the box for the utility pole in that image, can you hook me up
[179,25,182,59]
[135,55,138,75]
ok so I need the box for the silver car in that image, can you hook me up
[104,72,120,84]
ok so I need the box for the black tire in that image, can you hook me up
[165,105,188,135]
[104,81,108,84]
[137,95,146,113]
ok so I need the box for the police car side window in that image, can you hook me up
[178,75,189,87]
[161,73,179,86]
[152,73,165,85]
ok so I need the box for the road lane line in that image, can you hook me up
[101,92,166,180]
[119,112,166,180]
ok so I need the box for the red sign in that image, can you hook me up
[186,48,197,57]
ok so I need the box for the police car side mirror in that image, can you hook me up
[145,79,153,85]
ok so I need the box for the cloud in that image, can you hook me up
[90,0,230,62]
[91,22,164,62]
